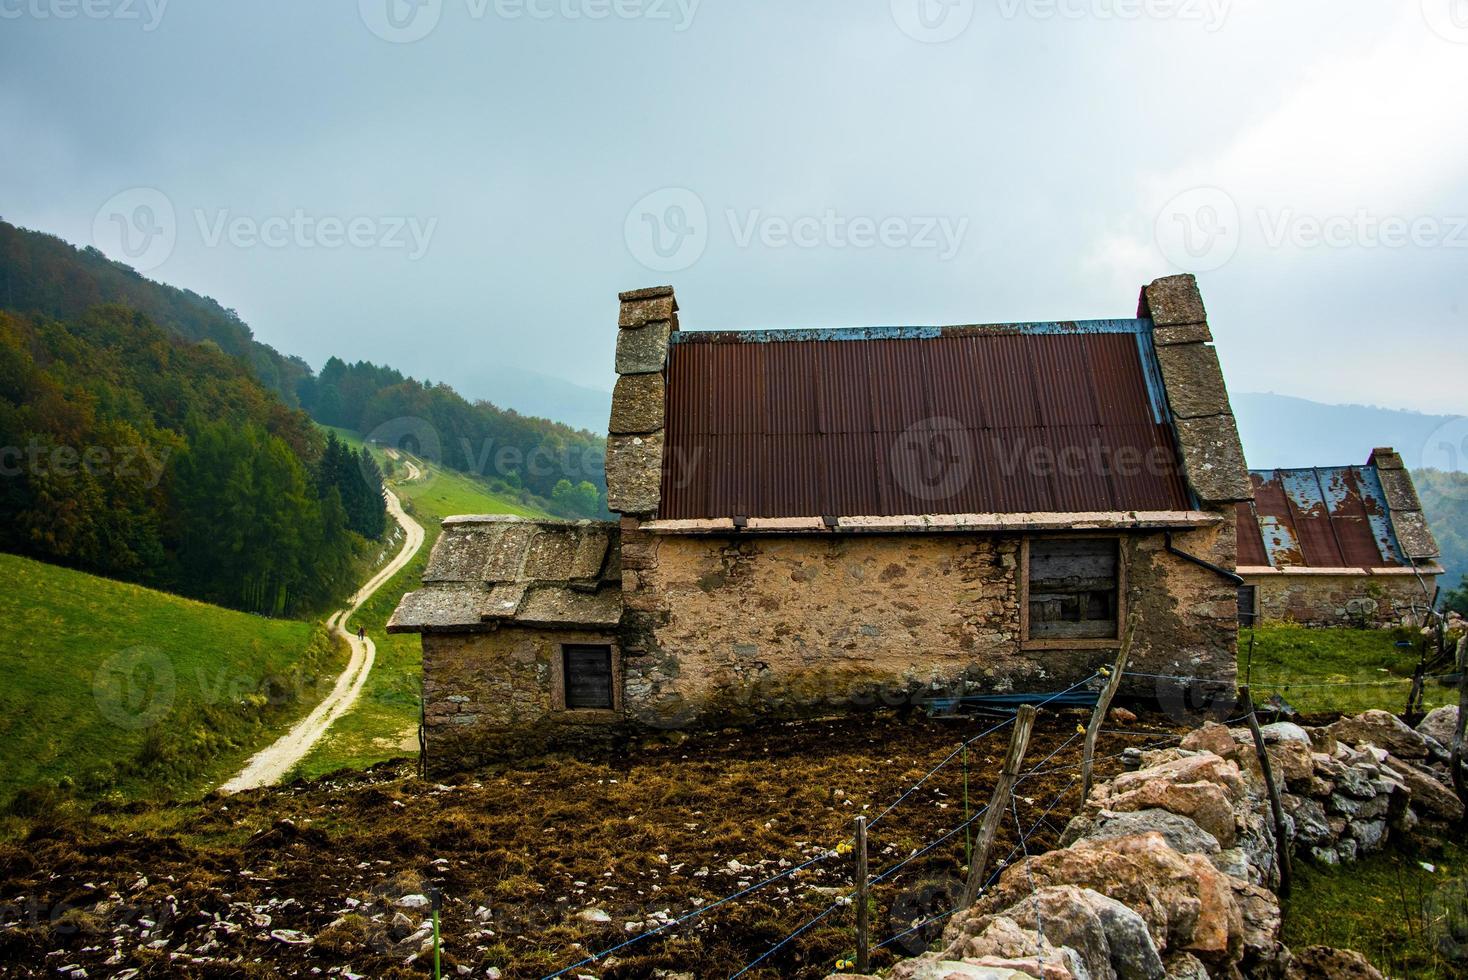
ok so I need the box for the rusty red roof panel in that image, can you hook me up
[659,321,1191,520]
[1245,466,1407,570]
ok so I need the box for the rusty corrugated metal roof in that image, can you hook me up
[660,321,1192,520]
[1240,466,1406,570]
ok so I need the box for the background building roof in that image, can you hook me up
[1237,452,1440,571]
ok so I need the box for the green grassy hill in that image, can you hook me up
[298,429,552,778]
[0,553,344,808]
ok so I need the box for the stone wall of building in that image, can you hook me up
[1245,571,1434,628]
[617,515,1240,730]
[421,626,624,772]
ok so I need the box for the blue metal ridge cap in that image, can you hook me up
[669,318,1154,345]
[1248,463,1379,479]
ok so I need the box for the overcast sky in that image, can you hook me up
[2,0,1466,422]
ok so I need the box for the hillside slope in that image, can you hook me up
[0,553,344,807]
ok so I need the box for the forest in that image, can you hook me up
[0,218,609,520]
[0,305,385,617]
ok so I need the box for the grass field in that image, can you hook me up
[1284,838,1468,979]
[297,428,551,779]
[0,553,344,809]
[1242,623,1457,717]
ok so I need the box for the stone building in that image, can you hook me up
[1236,451,1441,627]
[391,274,1257,769]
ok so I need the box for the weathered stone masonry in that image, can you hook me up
[394,275,1259,766]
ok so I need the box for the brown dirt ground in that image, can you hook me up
[0,710,1183,979]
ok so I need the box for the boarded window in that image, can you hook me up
[563,645,614,710]
[1237,585,1258,627]
[1027,539,1119,640]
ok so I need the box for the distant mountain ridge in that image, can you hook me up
[1232,392,1461,472]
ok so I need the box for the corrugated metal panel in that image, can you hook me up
[660,323,1192,519]
[1245,466,1405,570]
[1236,502,1271,567]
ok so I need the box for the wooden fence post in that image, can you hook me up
[1082,615,1137,802]
[959,704,1037,910]
[1240,686,1292,896]
[1451,636,1467,812]
[853,815,869,973]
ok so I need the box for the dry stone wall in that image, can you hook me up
[834,706,1463,980]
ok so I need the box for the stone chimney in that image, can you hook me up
[1368,447,1440,560]
[1139,274,1252,506]
[605,286,677,515]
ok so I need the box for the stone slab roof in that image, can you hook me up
[388,516,622,633]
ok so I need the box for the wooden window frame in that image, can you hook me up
[1019,535,1128,651]
[551,641,622,716]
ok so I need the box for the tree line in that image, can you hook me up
[0,306,386,617]
[300,356,607,518]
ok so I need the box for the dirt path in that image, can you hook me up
[221,462,425,793]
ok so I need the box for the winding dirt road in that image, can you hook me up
[221,461,425,793]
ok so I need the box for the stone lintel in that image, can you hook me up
[609,372,666,435]
[1368,447,1405,470]
[618,285,675,302]
[1174,415,1254,504]
[605,432,664,515]
[1375,466,1422,512]
[1138,274,1211,337]
[1155,343,1231,419]
[615,319,673,375]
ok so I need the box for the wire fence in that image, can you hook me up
[537,662,1326,980]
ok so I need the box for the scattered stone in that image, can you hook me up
[1416,705,1459,747]
[1110,707,1139,725]
[1328,710,1430,760]
[395,894,430,910]
[1285,945,1386,980]
[575,908,611,925]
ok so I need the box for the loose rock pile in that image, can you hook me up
[830,706,1462,980]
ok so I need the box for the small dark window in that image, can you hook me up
[563,645,614,710]
[1028,538,1119,640]
[1237,585,1258,627]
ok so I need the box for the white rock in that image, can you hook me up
[396,894,430,910]
[575,908,611,924]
